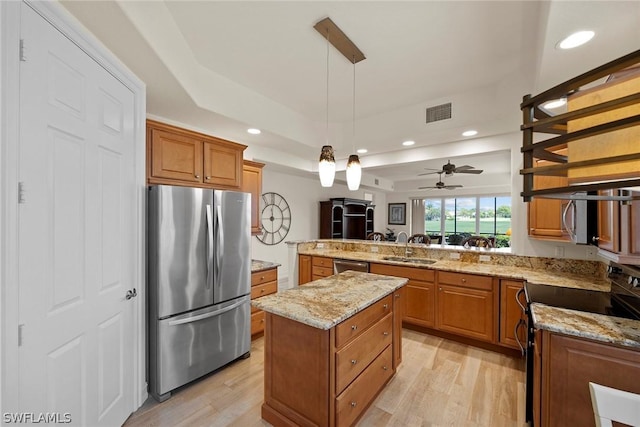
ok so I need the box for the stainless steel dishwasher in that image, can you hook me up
[333,259,369,274]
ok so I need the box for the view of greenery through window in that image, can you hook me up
[424,196,512,247]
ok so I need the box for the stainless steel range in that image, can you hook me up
[521,262,640,423]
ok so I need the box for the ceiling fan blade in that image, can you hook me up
[444,185,464,189]
[454,165,474,170]
[457,169,483,174]
[417,171,441,176]
[418,186,437,189]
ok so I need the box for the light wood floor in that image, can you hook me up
[124,330,526,427]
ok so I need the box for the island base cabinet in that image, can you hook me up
[262,288,402,427]
[538,331,640,427]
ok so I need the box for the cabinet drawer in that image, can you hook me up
[250,281,277,312]
[438,271,492,291]
[251,268,278,286]
[335,345,393,427]
[370,263,435,282]
[336,295,393,348]
[312,256,333,268]
[336,313,393,393]
[312,265,334,278]
[251,310,265,336]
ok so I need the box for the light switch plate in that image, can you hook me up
[316,243,324,249]
[479,255,491,262]
[371,246,379,253]
[449,252,460,260]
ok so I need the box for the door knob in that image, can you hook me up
[125,288,137,300]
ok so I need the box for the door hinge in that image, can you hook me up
[18,324,24,346]
[19,39,26,62]
[18,182,26,204]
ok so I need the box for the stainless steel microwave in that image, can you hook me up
[562,192,598,245]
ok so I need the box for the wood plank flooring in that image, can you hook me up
[124,330,526,426]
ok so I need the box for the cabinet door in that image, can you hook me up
[533,329,542,427]
[499,280,526,350]
[242,161,264,235]
[298,255,312,285]
[404,281,436,328]
[544,333,640,427]
[149,128,203,183]
[528,153,570,241]
[596,190,619,252]
[437,284,494,342]
[203,140,242,189]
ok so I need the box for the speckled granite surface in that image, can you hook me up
[251,259,280,273]
[251,270,407,330]
[296,245,610,292]
[531,303,640,349]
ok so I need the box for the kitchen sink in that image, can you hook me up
[382,256,437,265]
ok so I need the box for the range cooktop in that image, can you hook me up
[524,282,639,320]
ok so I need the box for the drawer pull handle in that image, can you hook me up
[205,176,211,180]
[383,331,389,336]
[351,325,357,331]
[260,319,264,323]
[461,278,467,283]
[350,402,357,408]
[383,304,389,309]
[261,276,265,280]
[195,174,201,179]
[351,359,357,365]
[383,366,388,371]
[395,293,400,298]
[439,287,442,291]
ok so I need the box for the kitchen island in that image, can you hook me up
[252,270,407,427]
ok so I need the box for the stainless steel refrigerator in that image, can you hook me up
[147,185,251,401]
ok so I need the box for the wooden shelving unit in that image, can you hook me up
[319,198,374,240]
[520,49,640,202]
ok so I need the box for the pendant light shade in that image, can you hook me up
[346,154,361,190]
[319,145,336,187]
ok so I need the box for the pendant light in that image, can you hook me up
[346,55,361,191]
[318,29,335,187]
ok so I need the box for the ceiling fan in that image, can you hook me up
[418,160,483,176]
[418,173,463,190]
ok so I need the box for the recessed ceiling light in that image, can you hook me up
[557,31,595,50]
[402,140,415,146]
[247,128,261,135]
[357,148,368,154]
[542,98,567,109]
[462,130,478,137]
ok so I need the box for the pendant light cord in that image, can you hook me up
[352,55,356,151]
[326,30,330,145]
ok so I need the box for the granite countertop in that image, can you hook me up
[251,270,407,330]
[531,303,640,349]
[251,259,281,273]
[298,248,610,292]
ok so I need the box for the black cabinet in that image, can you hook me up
[319,198,374,240]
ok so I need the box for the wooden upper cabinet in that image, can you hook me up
[528,150,570,241]
[149,128,203,183]
[146,119,246,189]
[203,140,243,188]
[242,160,264,235]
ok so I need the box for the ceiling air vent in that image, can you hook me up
[426,103,452,123]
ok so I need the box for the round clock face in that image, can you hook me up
[257,192,291,245]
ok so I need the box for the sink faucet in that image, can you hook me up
[396,231,412,258]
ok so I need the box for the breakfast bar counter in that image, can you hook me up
[253,271,407,427]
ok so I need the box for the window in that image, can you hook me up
[422,196,511,247]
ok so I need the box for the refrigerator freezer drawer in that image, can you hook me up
[152,295,250,398]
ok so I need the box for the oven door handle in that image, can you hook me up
[514,318,527,357]
[516,287,527,314]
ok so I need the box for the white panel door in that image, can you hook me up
[18,4,136,426]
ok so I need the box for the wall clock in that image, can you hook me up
[257,192,291,245]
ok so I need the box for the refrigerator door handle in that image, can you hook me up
[167,299,247,326]
[206,204,213,289]
[215,205,224,286]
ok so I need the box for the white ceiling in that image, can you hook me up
[60,1,640,192]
